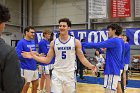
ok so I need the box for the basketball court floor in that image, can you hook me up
[28,72,140,93]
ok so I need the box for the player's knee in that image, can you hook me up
[24,82,30,87]
[32,80,39,88]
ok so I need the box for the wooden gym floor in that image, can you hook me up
[28,71,140,93]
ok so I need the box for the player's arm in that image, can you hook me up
[82,39,118,49]
[16,41,25,60]
[22,40,55,64]
[75,39,95,70]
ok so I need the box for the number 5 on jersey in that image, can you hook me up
[62,51,66,59]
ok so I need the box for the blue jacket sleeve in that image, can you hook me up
[82,38,118,49]
[124,44,130,64]
[16,41,25,60]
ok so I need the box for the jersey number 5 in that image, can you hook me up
[62,51,66,59]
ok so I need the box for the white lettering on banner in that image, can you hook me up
[78,32,87,40]
[35,30,109,43]
[88,31,98,43]
[36,33,43,43]
[134,30,140,45]
[100,31,109,42]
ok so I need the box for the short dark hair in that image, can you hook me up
[95,50,100,56]
[122,34,130,42]
[126,36,130,42]
[49,32,54,42]
[107,24,122,36]
[0,3,10,23]
[24,26,35,34]
[59,18,71,27]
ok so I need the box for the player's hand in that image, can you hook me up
[30,48,38,56]
[91,65,97,76]
[91,65,97,72]
[39,53,46,57]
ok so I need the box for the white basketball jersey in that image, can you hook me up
[54,36,76,72]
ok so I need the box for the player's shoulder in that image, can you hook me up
[17,38,25,45]
[39,39,46,44]
[125,43,130,47]
[19,38,24,42]
[75,39,82,47]
[108,37,121,43]
[75,38,80,42]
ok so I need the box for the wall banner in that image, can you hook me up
[35,28,140,45]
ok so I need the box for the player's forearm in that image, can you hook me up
[80,58,93,69]
[33,55,50,64]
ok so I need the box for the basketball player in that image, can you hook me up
[117,34,125,93]
[22,18,96,93]
[122,35,130,90]
[82,24,123,93]
[38,29,54,93]
[16,26,38,93]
